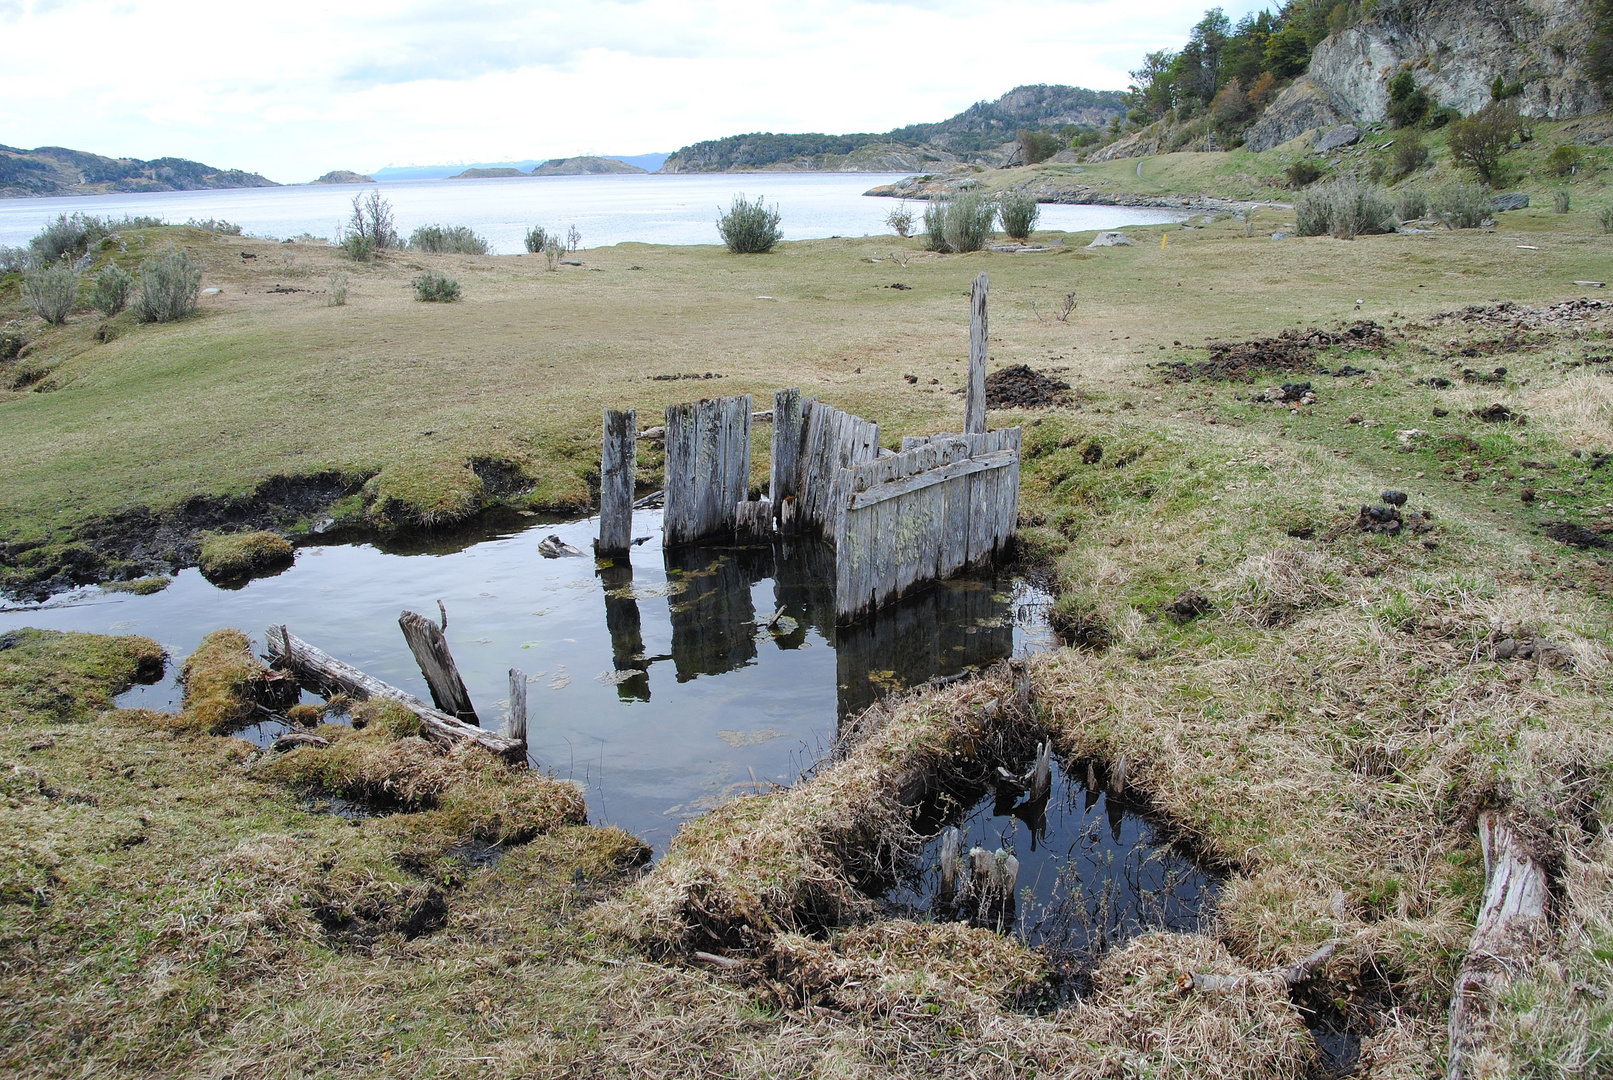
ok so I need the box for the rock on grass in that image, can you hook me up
[197,530,294,582]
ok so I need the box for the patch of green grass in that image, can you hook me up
[196,530,293,582]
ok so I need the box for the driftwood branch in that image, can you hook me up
[1189,939,1339,994]
[1446,811,1550,1080]
[264,625,523,762]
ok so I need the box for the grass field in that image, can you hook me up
[2,182,1611,1077]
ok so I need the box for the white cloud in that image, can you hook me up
[0,0,1266,180]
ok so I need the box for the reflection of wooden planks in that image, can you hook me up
[796,400,879,542]
[264,625,523,761]
[398,610,479,725]
[597,407,637,557]
[663,395,752,546]
[834,429,1020,622]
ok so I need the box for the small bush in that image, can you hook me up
[1394,187,1431,222]
[943,191,996,253]
[1285,160,1323,189]
[186,218,242,235]
[412,271,461,302]
[328,270,349,306]
[523,225,550,254]
[1547,144,1584,178]
[717,195,782,253]
[1391,135,1429,180]
[341,189,397,260]
[339,232,374,262]
[91,263,133,316]
[408,224,489,255]
[998,190,1039,241]
[1294,179,1394,239]
[1386,71,1432,129]
[543,237,562,271]
[1598,204,1613,233]
[885,203,914,238]
[0,246,29,274]
[135,246,202,323]
[29,213,109,265]
[566,225,581,252]
[22,264,79,324]
[1554,189,1572,214]
[1448,103,1523,185]
[1433,181,1494,229]
[1017,130,1062,165]
[922,200,950,252]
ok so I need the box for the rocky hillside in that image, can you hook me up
[0,145,277,198]
[660,84,1127,172]
[1248,0,1607,150]
[529,156,647,175]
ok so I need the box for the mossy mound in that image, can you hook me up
[363,460,485,529]
[175,628,296,734]
[196,530,294,582]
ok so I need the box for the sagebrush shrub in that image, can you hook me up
[1554,189,1571,214]
[922,200,950,252]
[717,195,782,253]
[23,264,79,324]
[943,191,996,252]
[998,190,1040,241]
[1394,188,1430,222]
[885,203,914,238]
[1433,181,1494,229]
[1547,144,1583,178]
[328,271,349,306]
[524,225,550,254]
[29,213,109,265]
[1598,204,1613,233]
[1391,135,1429,180]
[1295,179,1393,238]
[409,224,489,255]
[135,246,202,323]
[91,263,133,316]
[411,271,461,302]
[1285,160,1322,189]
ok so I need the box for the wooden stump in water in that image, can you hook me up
[734,500,774,544]
[506,668,528,750]
[398,610,479,726]
[663,395,752,547]
[966,273,989,435]
[771,388,805,522]
[598,407,637,557]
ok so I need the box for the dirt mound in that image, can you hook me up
[985,364,1071,409]
[1159,321,1385,382]
[1427,298,1608,329]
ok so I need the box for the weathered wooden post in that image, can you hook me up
[506,668,527,751]
[966,272,989,435]
[1029,740,1051,803]
[663,395,752,547]
[771,388,804,531]
[398,609,479,725]
[938,826,962,902]
[597,407,636,558]
[734,500,774,543]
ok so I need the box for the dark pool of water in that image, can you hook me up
[880,759,1221,994]
[0,509,1052,853]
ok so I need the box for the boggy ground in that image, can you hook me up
[1,205,1611,1077]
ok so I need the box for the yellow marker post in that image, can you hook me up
[1161,232,1168,249]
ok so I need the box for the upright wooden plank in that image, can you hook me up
[966,273,989,435]
[664,396,751,546]
[771,388,803,517]
[598,407,636,557]
[507,668,528,749]
[398,610,479,726]
[663,402,697,546]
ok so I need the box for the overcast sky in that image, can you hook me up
[1,1,1263,182]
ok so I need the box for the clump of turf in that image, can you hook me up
[257,700,587,844]
[175,629,297,734]
[103,576,172,595]
[196,530,294,582]
[0,628,165,722]
[363,459,485,529]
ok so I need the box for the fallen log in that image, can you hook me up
[1445,811,1550,1080]
[1188,939,1339,993]
[264,625,524,762]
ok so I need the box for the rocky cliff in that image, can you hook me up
[0,145,277,198]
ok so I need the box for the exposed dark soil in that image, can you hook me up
[0,472,367,602]
[985,364,1071,409]
[1546,522,1611,550]
[1157,322,1386,382]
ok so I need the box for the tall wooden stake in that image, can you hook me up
[398,609,479,726]
[506,668,528,752]
[597,407,636,557]
[771,388,804,526]
[966,272,989,435]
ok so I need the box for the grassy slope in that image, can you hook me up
[2,153,1612,1075]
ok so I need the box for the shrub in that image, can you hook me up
[922,200,950,252]
[1432,181,1494,229]
[1386,72,1431,129]
[1294,178,1394,238]
[408,224,490,255]
[186,218,242,235]
[341,189,397,260]
[1547,144,1583,178]
[943,191,996,252]
[0,246,26,274]
[328,270,349,306]
[1285,160,1323,188]
[566,225,582,252]
[135,246,202,323]
[1554,189,1571,214]
[998,190,1040,241]
[91,263,133,316]
[1394,187,1430,222]
[1391,134,1429,179]
[885,203,915,238]
[29,213,109,265]
[543,237,562,271]
[1017,130,1062,165]
[411,271,461,302]
[1210,78,1254,133]
[1599,204,1613,233]
[524,225,550,254]
[717,195,782,253]
[1447,103,1522,185]
[23,264,79,324]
